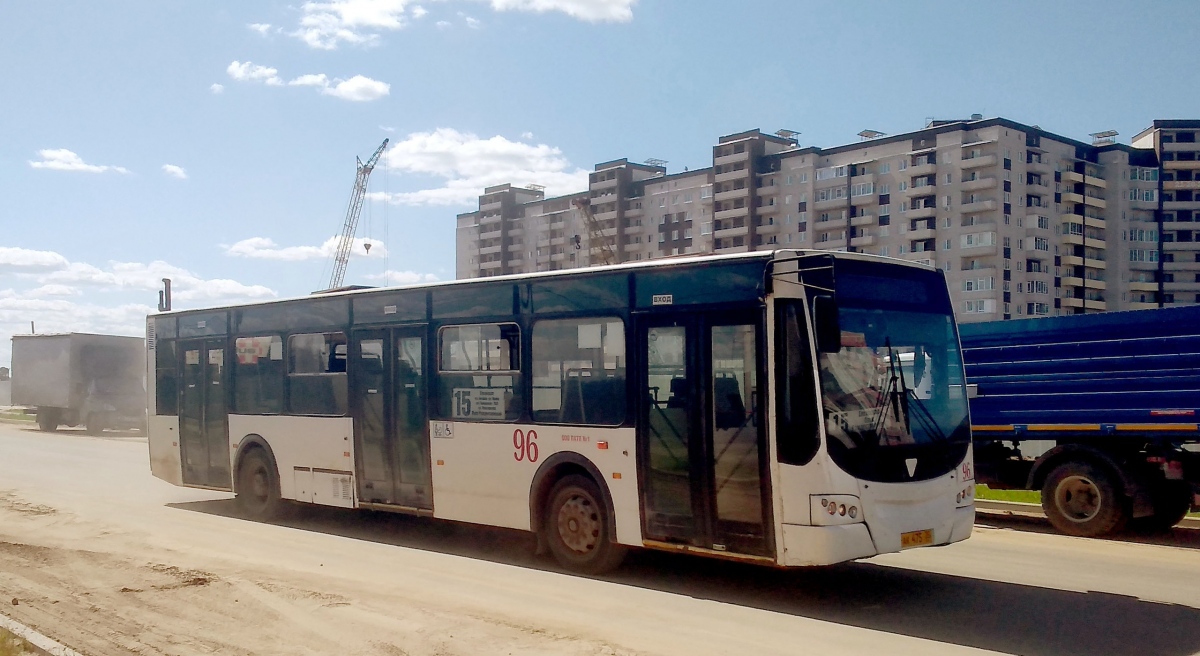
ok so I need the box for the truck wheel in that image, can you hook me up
[36,408,59,432]
[236,449,285,521]
[1041,462,1129,537]
[544,475,626,574]
[1133,481,1192,533]
[84,413,107,435]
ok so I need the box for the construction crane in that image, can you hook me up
[572,197,617,266]
[326,138,389,290]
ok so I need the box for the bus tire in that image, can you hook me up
[1132,481,1191,533]
[544,475,626,574]
[36,408,59,432]
[236,448,285,521]
[1041,462,1128,537]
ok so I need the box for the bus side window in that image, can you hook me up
[531,317,626,426]
[287,332,348,416]
[776,302,820,465]
[436,323,523,422]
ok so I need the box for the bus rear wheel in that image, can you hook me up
[544,475,625,574]
[236,449,285,521]
[1041,462,1128,537]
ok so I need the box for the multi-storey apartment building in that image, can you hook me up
[456,116,1190,322]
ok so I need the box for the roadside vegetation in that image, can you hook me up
[0,628,35,656]
[0,409,33,423]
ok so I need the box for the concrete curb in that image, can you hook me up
[975,499,1200,530]
[0,612,85,656]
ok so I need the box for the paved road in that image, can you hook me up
[1,423,1198,656]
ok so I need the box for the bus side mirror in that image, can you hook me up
[813,295,841,353]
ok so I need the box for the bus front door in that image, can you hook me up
[351,328,431,510]
[178,339,231,489]
[640,312,772,557]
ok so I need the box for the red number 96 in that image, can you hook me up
[513,429,539,463]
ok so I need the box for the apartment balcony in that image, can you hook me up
[1084,175,1107,189]
[908,162,937,177]
[1061,255,1083,267]
[714,187,749,202]
[1084,195,1107,209]
[959,264,997,276]
[907,227,936,241]
[1063,233,1084,246]
[757,184,780,197]
[713,224,749,239]
[1084,216,1107,230]
[479,245,502,256]
[1061,276,1084,287]
[960,199,997,213]
[849,235,876,248]
[1164,260,1191,271]
[960,154,998,170]
[1082,279,1108,290]
[959,243,998,256]
[1061,297,1084,309]
[850,194,875,207]
[901,250,936,263]
[1062,171,1085,184]
[479,212,503,225]
[714,150,750,166]
[1164,180,1200,191]
[714,207,748,221]
[550,253,566,262]
[479,260,502,270]
[1164,241,1200,251]
[850,214,875,227]
[1163,200,1200,211]
[907,205,937,219]
[1026,159,1052,173]
[1165,281,1200,292]
[480,200,503,213]
[961,177,997,192]
[812,239,847,251]
[1085,299,1107,311]
[1129,281,1158,292]
[813,219,846,232]
[590,175,619,191]
[1164,160,1200,170]
[1084,237,1106,250]
[549,237,565,246]
[1131,302,1159,310]
[506,257,524,267]
[1163,142,1200,152]
[1085,258,1107,270]
[814,196,849,210]
[507,228,525,237]
[1061,192,1085,204]
[715,169,748,184]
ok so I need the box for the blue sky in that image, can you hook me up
[2,0,1199,365]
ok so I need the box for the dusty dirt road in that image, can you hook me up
[2,423,1200,656]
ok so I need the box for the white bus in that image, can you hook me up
[147,250,974,573]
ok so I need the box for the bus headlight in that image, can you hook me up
[810,495,864,526]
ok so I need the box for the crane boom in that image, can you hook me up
[327,138,389,290]
[572,197,617,266]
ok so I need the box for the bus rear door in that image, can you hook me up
[178,338,232,489]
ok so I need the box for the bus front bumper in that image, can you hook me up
[779,505,974,567]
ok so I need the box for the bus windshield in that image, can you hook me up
[815,262,970,482]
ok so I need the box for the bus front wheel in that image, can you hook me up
[236,449,284,521]
[544,475,626,574]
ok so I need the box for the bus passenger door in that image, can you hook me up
[178,339,231,489]
[638,312,771,557]
[351,328,431,510]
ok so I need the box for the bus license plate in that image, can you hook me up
[901,529,934,549]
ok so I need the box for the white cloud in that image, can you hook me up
[484,0,636,22]
[288,0,634,49]
[288,73,330,88]
[292,0,413,49]
[369,128,588,206]
[363,270,439,284]
[436,20,452,28]
[0,249,279,365]
[223,236,388,262]
[210,83,225,94]
[227,60,283,86]
[162,164,188,179]
[380,125,396,132]
[465,15,481,28]
[248,22,272,35]
[0,246,70,272]
[28,149,130,174]
[324,75,390,101]
[521,131,534,139]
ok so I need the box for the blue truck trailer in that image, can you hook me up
[959,306,1200,537]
